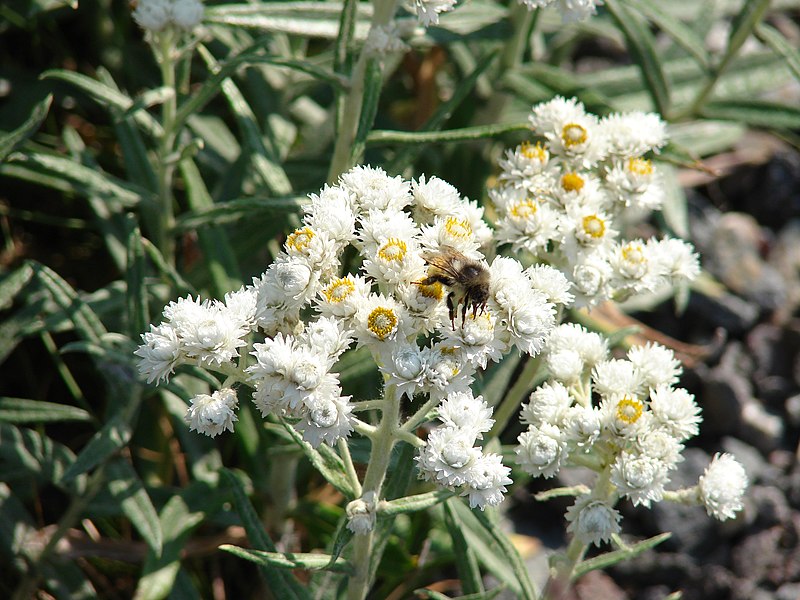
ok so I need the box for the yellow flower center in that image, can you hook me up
[444,216,472,240]
[582,214,606,238]
[367,306,398,340]
[616,396,644,425]
[511,199,538,219]
[417,281,444,300]
[520,141,548,162]
[323,277,355,303]
[286,227,315,252]
[561,172,585,192]
[621,242,645,264]
[378,238,407,262]
[562,123,587,147]
[627,157,653,176]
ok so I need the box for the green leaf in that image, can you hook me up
[725,0,771,66]
[280,421,356,498]
[623,0,708,68]
[756,22,800,82]
[351,58,382,167]
[0,263,34,310]
[221,469,312,599]
[379,490,455,517]
[572,533,672,579]
[0,398,92,423]
[220,545,352,573]
[0,423,82,490]
[368,122,530,145]
[41,70,163,137]
[197,45,293,196]
[700,100,800,130]
[125,220,149,339]
[0,93,52,162]
[444,500,483,595]
[106,458,163,555]
[449,501,538,600]
[325,516,355,570]
[60,398,140,484]
[2,152,156,209]
[605,0,671,115]
[174,196,304,231]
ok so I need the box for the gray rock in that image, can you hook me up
[739,400,784,453]
[749,485,791,528]
[777,582,800,600]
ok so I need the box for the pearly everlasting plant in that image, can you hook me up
[135,99,748,597]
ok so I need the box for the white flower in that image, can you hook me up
[171,0,204,30]
[256,254,319,315]
[462,453,512,510]
[413,0,457,26]
[249,333,295,380]
[174,300,248,368]
[592,358,643,399]
[362,236,426,286]
[635,428,684,468]
[497,142,551,188]
[224,286,258,330]
[649,237,701,284]
[135,323,182,384]
[525,264,574,307]
[600,111,668,159]
[132,0,171,31]
[610,451,668,507]
[529,96,606,167]
[419,215,482,257]
[437,391,494,439]
[421,344,475,400]
[317,274,371,319]
[520,381,573,427]
[698,453,748,521]
[284,226,339,274]
[608,239,658,297]
[184,388,238,437]
[380,342,427,399]
[516,423,568,478]
[494,193,563,256]
[566,496,622,546]
[353,294,407,347]
[648,386,701,441]
[412,175,462,223]
[416,426,481,487]
[547,322,608,367]
[358,208,420,254]
[340,165,411,212]
[440,310,507,369]
[346,491,377,535]
[563,405,602,449]
[604,158,664,213]
[298,393,354,447]
[557,0,600,23]
[303,184,358,247]
[628,343,681,390]
[297,317,353,362]
[571,253,612,306]
[599,393,651,439]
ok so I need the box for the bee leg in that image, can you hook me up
[447,293,456,330]
[461,292,469,327]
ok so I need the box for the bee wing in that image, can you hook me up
[423,252,465,280]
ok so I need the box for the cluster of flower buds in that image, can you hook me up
[132,0,204,32]
[516,323,747,545]
[493,96,700,307]
[516,0,600,22]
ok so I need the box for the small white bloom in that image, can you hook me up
[599,393,651,439]
[546,322,608,368]
[416,426,481,487]
[608,239,658,297]
[494,194,563,256]
[437,391,494,439]
[346,491,377,535]
[135,323,182,384]
[520,381,573,427]
[303,184,358,247]
[592,358,643,399]
[256,255,319,314]
[529,96,606,167]
[600,111,668,159]
[170,0,204,30]
[224,286,258,330]
[412,175,462,224]
[628,343,682,390]
[284,226,339,274]
[364,22,409,56]
[132,0,171,31]
[297,316,353,362]
[563,405,602,449]
[421,343,475,399]
[698,453,748,521]
[462,453,512,510]
[649,237,701,284]
[380,342,427,399]
[497,141,551,188]
[525,264,575,307]
[566,496,622,546]
[175,301,248,368]
[516,423,568,478]
[353,294,407,347]
[635,428,684,469]
[649,386,701,441]
[340,165,411,212]
[557,0,600,23]
[185,388,238,437]
[419,215,482,257]
[571,253,612,306]
[358,208,420,254]
[362,236,425,286]
[545,349,585,384]
[440,310,507,369]
[317,274,371,319]
[298,393,354,447]
[610,451,668,507]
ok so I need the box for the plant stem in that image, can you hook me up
[488,354,543,438]
[347,384,401,600]
[327,0,398,182]
[154,29,179,266]
[338,438,363,498]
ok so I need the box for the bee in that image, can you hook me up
[416,246,491,329]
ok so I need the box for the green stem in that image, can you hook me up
[155,29,179,266]
[327,0,398,182]
[488,354,543,438]
[347,384,401,600]
[338,438,363,498]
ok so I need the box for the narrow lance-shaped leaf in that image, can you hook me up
[126,219,149,338]
[755,23,800,83]
[444,499,483,596]
[220,545,352,573]
[350,58,383,167]
[0,398,92,424]
[368,123,531,145]
[700,100,800,130]
[572,533,672,579]
[605,0,671,115]
[221,469,312,599]
[0,93,52,162]
[106,458,163,556]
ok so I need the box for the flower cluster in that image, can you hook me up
[137,165,564,509]
[132,0,204,32]
[416,391,512,509]
[493,96,699,307]
[516,323,747,545]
